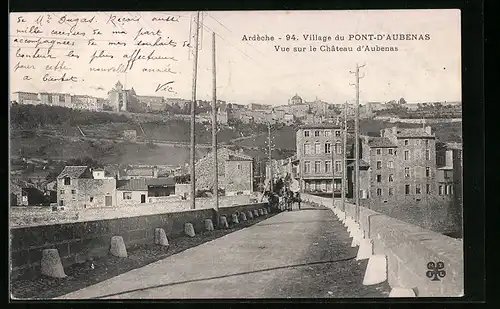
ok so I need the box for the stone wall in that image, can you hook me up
[10,202,268,279]
[10,195,255,228]
[224,160,253,194]
[301,194,463,297]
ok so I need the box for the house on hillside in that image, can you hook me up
[57,166,116,209]
[116,177,177,206]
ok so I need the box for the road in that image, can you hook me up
[57,204,390,299]
[19,131,216,149]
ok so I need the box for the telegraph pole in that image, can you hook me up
[189,11,200,210]
[268,122,273,193]
[331,131,335,208]
[341,101,348,213]
[211,32,219,223]
[350,63,365,223]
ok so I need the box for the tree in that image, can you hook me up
[399,97,407,104]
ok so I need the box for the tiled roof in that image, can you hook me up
[227,154,253,161]
[116,179,148,191]
[57,166,88,179]
[367,137,396,148]
[396,128,433,138]
[116,178,176,191]
[446,142,462,150]
[146,178,175,187]
[298,124,342,130]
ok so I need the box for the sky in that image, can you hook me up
[9,10,461,106]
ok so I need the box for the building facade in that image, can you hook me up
[195,148,254,195]
[296,124,345,194]
[56,166,116,209]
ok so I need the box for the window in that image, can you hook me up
[324,130,332,137]
[89,197,94,202]
[425,140,429,148]
[376,148,381,155]
[388,174,394,182]
[416,139,421,146]
[314,161,321,173]
[60,189,65,194]
[303,143,309,155]
[335,130,341,137]
[425,150,431,160]
[445,185,451,195]
[335,142,342,154]
[314,130,320,137]
[64,177,71,185]
[314,142,321,154]
[376,175,382,182]
[48,95,53,103]
[416,184,421,194]
[376,161,382,169]
[404,150,410,160]
[404,139,409,146]
[304,130,310,137]
[388,188,394,196]
[59,94,65,102]
[71,189,76,194]
[426,167,430,177]
[426,184,431,194]
[377,188,382,196]
[304,161,311,173]
[324,143,331,154]
[335,160,342,172]
[123,192,132,200]
[394,150,397,156]
[59,200,64,206]
[237,163,242,170]
[388,161,394,168]
[405,185,411,195]
[405,167,410,178]
[439,185,444,195]
[325,161,332,173]
[388,148,393,155]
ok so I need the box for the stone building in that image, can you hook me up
[289,94,303,105]
[56,166,116,209]
[296,124,345,194]
[194,148,254,196]
[107,81,165,113]
[351,126,460,234]
[11,91,40,105]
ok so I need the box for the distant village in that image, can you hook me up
[11,81,462,127]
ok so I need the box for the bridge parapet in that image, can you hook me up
[302,193,463,297]
[10,202,268,280]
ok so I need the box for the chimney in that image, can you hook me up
[392,126,398,135]
[380,129,384,137]
[153,166,158,178]
[425,126,432,135]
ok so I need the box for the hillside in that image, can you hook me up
[10,132,211,166]
[10,104,462,170]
